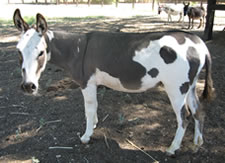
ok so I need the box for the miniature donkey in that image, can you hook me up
[13,9,214,156]
[183,2,205,29]
[158,4,183,23]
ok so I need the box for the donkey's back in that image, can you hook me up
[84,31,208,93]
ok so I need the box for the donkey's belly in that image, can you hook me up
[95,69,159,93]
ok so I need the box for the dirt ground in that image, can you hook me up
[0,14,225,163]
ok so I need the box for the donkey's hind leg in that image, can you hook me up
[191,19,194,29]
[198,18,203,29]
[187,85,205,149]
[165,87,190,156]
[178,13,182,22]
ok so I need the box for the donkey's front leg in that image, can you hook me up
[188,17,191,29]
[178,13,182,22]
[81,84,98,144]
[168,13,172,23]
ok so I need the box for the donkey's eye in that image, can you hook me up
[38,51,44,57]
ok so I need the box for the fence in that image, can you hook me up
[7,0,212,5]
[7,0,155,8]
[8,0,152,4]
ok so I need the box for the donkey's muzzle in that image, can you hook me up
[21,82,37,94]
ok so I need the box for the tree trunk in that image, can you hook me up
[132,0,135,9]
[152,0,155,11]
[116,0,118,8]
[200,0,203,7]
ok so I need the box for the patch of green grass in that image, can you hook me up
[0,19,13,27]
[39,118,45,127]
[80,16,106,19]
[24,16,35,25]
[0,16,106,27]
[0,16,35,28]
[48,16,106,23]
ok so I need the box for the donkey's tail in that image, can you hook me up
[202,53,215,101]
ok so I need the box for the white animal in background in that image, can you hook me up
[158,3,184,23]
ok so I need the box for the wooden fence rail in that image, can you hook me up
[7,0,149,8]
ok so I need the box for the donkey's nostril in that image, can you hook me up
[31,83,36,90]
[21,82,36,93]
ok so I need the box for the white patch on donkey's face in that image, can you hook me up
[17,28,48,94]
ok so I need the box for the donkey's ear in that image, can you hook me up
[13,9,29,32]
[36,13,47,34]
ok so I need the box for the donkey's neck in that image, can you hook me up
[45,30,87,85]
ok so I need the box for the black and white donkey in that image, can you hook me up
[13,9,214,156]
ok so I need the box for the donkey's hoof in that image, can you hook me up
[190,144,201,153]
[80,135,90,144]
[165,150,176,158]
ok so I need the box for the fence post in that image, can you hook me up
[204,0,216,40]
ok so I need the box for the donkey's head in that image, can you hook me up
[13,9,49,94]
[183,2,190,16]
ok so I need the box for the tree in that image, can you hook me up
[152,0,158,11]
[116,0,119,8]
[132,0,135,9]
